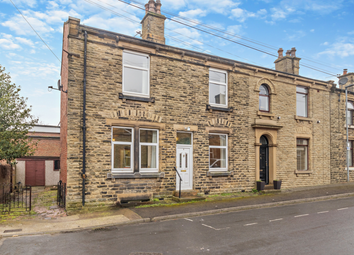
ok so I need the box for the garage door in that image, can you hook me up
[25,160,45,186]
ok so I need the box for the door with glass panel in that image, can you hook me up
[176,132,193,190]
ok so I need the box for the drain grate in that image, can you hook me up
[4,229,22,233]
[129,253,163,255]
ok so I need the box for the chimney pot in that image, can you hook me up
[145,3,149,14]
[291,47,296,57]
[149,0,156,13]
[286,50,291,57]
[344,69,348,75]
[278,48,283,58]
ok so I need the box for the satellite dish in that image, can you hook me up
[339,77,348,86]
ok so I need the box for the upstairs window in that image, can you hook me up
[347,101,354,125]
[209,69,227,107]
[296,86,308,117]
[123,51,150,97]
[259,84,269,112]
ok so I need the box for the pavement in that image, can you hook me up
[1,182,354,238]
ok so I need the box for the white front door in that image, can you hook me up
[176,146,193,190]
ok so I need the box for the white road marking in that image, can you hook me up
[269,218,283,222]
[294,214,309,218]
[184,218,193,222]
[338,208,348,211]
[202,224,229,231]
[317,211,329,214]
[244,223,258,226]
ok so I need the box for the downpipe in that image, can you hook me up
[82,31,87,206]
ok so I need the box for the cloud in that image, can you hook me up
[310,29,315,32]
[1,7,80,36]
[82,14,140,36]
[0,33,21,50]
[321,42,329,46]
[0,0,37,8]
[285,30,306,41]
[230,8,267,22]
[15,37,35,47]
[318,42,354,58]
[348,31,354,35]
[179,9,207,19]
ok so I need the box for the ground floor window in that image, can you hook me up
[209,133,228,171]
[297,139,308,171]
[140,129,159,172]
[112,127,159,173]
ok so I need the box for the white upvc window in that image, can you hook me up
[209,69,228,107]
[209,133,228,171]
[111,127,134,173]
[123,50,150,97]
[139,129,159,172]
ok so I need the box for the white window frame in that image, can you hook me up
[209,133,228,172]
[139,128,159,173]
[111,126,134,173]
[122,50,150,98]
[209,68,228,108]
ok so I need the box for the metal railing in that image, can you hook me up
[57,180,66,208]
[173,167,183,198]
[0,183,32,213]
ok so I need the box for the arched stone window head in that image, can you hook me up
[259,84,269,112]
[260,135,268,145]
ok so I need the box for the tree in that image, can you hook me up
[0,64,38,165]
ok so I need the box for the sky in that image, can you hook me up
[0,0,353,125]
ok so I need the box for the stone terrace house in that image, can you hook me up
[60,0,345,210]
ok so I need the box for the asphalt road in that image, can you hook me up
[1,197,354,255]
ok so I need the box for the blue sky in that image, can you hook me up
[0,0,353,125]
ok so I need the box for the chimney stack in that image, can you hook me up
[141,0,166,44]
[338,69,354,90]
[274,47,301,75]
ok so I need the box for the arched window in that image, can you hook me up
[260,135,268,145]
[259,84,269,112]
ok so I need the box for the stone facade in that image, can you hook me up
[60,7,348,210]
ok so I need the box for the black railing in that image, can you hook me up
[173,167,183,198]
[0,183,32,213]
[57,180,66,208]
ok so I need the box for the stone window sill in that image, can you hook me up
[346,167,354,171]
[257,111,275,119]
[119,93,155,103]
[346,125,354,129]
[207,171,232,177]
[294,115,313,123]
[294,170,312,176]
[107,172,164,179]
[206,104,234,113]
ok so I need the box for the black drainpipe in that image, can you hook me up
[82,31,87,206]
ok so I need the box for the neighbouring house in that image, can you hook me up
[59,0,352,211]
[16,125,60,187]
[330,70,354,182]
